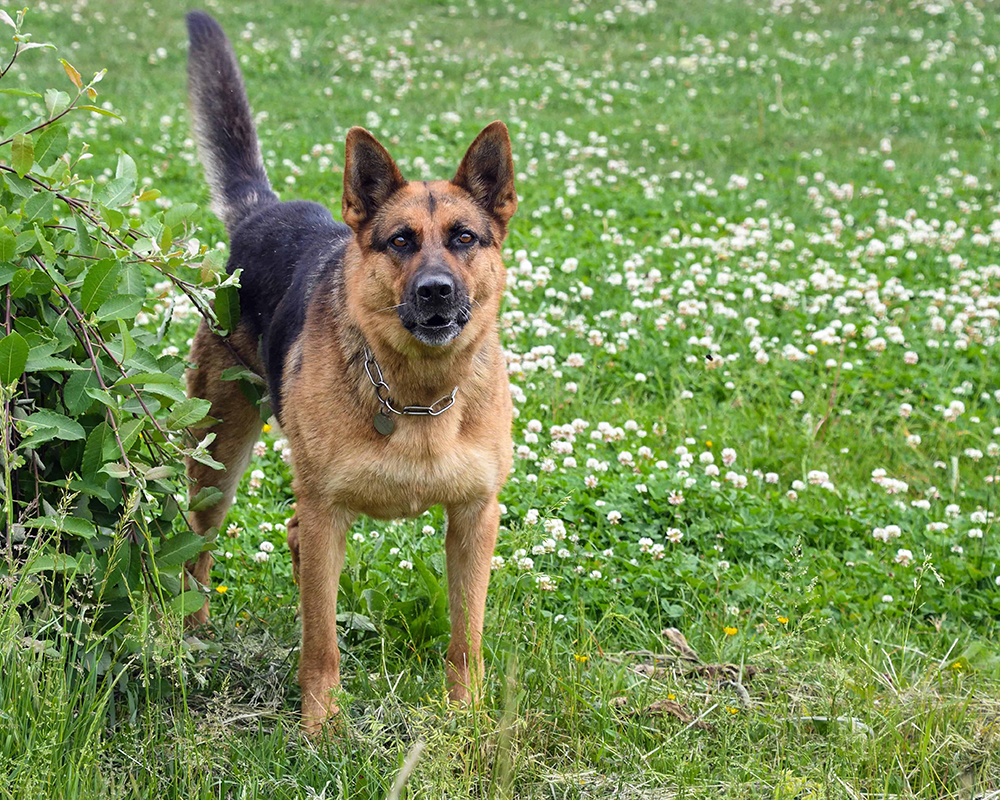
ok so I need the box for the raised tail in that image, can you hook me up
[186,11,277,232]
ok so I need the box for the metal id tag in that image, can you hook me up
[373,411,395,436]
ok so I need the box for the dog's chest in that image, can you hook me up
[320,423,499,518]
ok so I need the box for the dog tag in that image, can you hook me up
[374,411,395,436]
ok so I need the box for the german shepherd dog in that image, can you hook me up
[183,11,515,733]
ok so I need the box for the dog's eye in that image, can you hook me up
[456,231,476,246]
[390,235,408,250]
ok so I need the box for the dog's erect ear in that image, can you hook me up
[452,121,517,228]
[342,127,406,230]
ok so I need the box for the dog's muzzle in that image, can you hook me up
[399,270,470,346]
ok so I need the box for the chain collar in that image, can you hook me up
[362,347,458,417]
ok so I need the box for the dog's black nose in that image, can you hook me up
[415,273,454,303]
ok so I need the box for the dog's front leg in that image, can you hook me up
[444,496,501,704]
[295,493,356,734]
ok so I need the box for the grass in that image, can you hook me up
[2,0,1000,797]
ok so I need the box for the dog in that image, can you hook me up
[182,11,515,734]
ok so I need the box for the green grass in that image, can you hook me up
[3,0,1000,797]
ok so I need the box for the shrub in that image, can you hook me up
[0,8,240,697]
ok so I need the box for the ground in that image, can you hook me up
[2,0,1000,797]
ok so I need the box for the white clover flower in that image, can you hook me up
[881,595,893,603]
[607,510,622,524]
[666,528,683,543]
[535,574,556,591]
[253,551,269,564]
[399,560,414,571]
[765,472,779,484]
[790,390,805,405]
[490,555,505,571]
[894,549,914,567]
[517,556,534,571]
[722,448,737,466]
[968,528,984,539]
[259,540,274,553]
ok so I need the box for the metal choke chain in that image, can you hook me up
[363,347,458,417]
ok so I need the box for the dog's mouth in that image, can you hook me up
[400,307,470,347]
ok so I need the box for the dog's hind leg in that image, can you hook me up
[183,320,264,626]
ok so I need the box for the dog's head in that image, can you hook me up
[341,122,516,352]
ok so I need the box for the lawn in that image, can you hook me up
[1,0,999,797]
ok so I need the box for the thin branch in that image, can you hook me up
[0,88,84,147]
[0,42,19,81]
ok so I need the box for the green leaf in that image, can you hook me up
[63,369,99,414]
[23,191,54,223]
[188,486,223,513]
[101,462,130,478]
[213,285,240,334]
[118,263,145,296]
[143,465,175,481]
[155,530,209,568]
[0,89,43,98]
[2,172,33,198]
[219,365,265,385]
[33,223,57,263]
[101,177,134,208]
[166,397,212,430]
[0,331,29,385]
[44,88,71,118]
[163,203,199,228]
[74,105,123,120]
[26,355,88,373]
[23,515,97,539]
[12,133,33,178]
[115,319,136,361]
[114,371,178,388]
[73,213,93,257]
[80,258,120,313]
[22,409,86,441]
[33,123,67,167]
[0,263,15,287]
[0,227,16,261]
[116,417,145,454]
[97,293,144,321]
[115,153,138,185]
[167,590,207,617]
[82,422,113,476]
[26,553,81,575]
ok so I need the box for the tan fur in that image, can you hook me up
[184,123,516,734]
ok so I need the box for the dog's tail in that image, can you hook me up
[186,11,277,232]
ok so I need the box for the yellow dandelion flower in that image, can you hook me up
[777,616,789,625]
[705,440,713,448]
[262,423,272,433]
[726,706,739,715]
[574,654,589,664]
[723,626,737,636]
[951,661,963,671]
[216,585,228,594]
[667,693,676,701]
